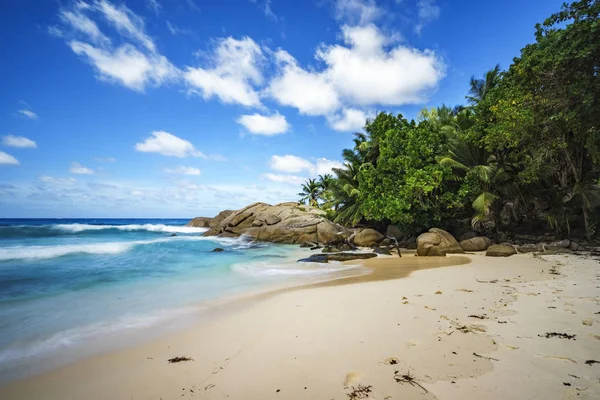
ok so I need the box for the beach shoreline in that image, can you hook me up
[1,252,599,399]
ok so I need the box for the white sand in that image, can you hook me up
[0,252,598,399]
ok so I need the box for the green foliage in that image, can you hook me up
[298,1,600,239]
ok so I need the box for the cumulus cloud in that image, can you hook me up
[0,151,20,165]
[135,131,205,158]
[262,173,306,185]
[269,155,343,176]
[69,162,94,174]
[2,135,38,148]
[269,155,316,173]
[184,37,265,107]
[57,0,178,92]
[164,165,201,175]
[18,109,38,119]
[326,108,370,131]
[266,24,444,118]
[237,112,290,135]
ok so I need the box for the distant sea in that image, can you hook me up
[0,218,364,383]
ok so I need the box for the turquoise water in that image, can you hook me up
[0,219,364,382]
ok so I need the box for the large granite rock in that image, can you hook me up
[460,236,492,252]
[353,228,384,247]
[417,228,463,256]
[486,245,517,257]
[197,202,348,244]
[186,210,234,228]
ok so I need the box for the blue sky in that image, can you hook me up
[0,0,565,218]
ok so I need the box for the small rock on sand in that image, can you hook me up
[582,319,594,326]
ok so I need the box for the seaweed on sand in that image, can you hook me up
[346,384,372,399]
[538,332,576,340]
[168,356,194,363]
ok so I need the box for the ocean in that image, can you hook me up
[0,218,365,383]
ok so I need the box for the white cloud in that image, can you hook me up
[267,50,340,116]
[237,112,290,135]
[269,155,343,176]
[2,135,38,148]
[334,0,383,25]
[69,162,94,174]
[59,7,110,45]
[315,158,344,175]
[0,151,20,165]
[135,131,205,158]
[269,155,316,173]
[266,24,444,117]
[327,108,370,131]
[70,41,177,91]
[166,21,192,36]
[251,0,278,21]
[262,173,306,185]
[57,1,178,92]
[18,109,38,119]
[184,37,265,107]
[164,165,201,175]
[94,0,156,52]
[416,0,440,34]
[130,190,144,196]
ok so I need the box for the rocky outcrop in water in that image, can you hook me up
[186,210,234,228]
[194,202,348,244]
[298,252,378,263]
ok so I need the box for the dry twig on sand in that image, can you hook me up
[539,332,576,340]
[473,352,499,361]
[168,356,194,363]
[393,370,428,393]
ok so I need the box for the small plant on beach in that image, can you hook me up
[393,370,429,393]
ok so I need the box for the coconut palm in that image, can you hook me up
[466,65,501,106]
[297,179,321,207]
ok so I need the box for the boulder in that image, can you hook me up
[460,236,492,252]
[322,246,341,253]
[186,210,234,228]
[211,248,224,252]
[486,245,517,257]
[416,228,463,256]
[339,244,353,252]
[569,241,583,251]
[298,254,329,263]
[299,241,316,248]
[427,247,447,257]
[353,228,384,247]
[459,231,477,241]
[517,243,541,253]
[198,202,348,245]
[545,239,571,251]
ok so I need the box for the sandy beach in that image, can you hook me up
[1,252,599,400]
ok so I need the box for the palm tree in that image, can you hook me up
[297,179,321,207]
[466,65,501,106]
[317,174,335,209]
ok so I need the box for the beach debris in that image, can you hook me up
[473,352,499,361]
[581,318,594,326]
[456,288,473,292]
[590,334,600,340]
[168,356,194,363]
[346,384,372,399]
[585,359,599,366]
[276,389,281,393]
[424,305,436,311]
[476,279,498,284]
[498,320,508,324]
[468,314,488,320]
[563,382,571,386]
[393,370,428,393]
[434,291,442,294]
[539,332,576,340]
[453,322,487,333]
[204,384,215,391]
[384,357,399,365]
[549,266,560,275]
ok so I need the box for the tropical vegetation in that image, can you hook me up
[299,0,600,240]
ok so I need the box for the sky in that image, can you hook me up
[0,0,566,218]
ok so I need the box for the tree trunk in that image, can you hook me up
[563,146,591,240]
